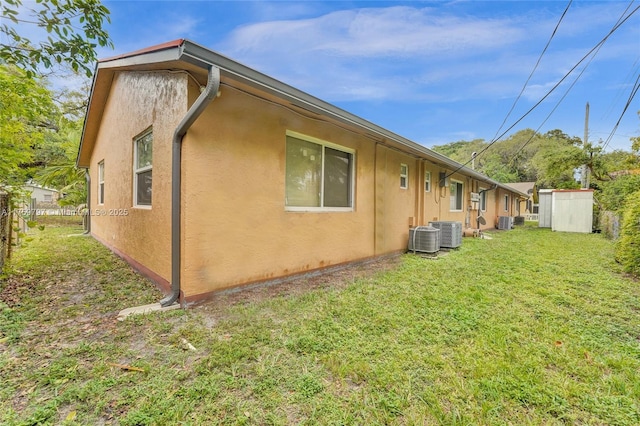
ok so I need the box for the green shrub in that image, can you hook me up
[615,189,640,276]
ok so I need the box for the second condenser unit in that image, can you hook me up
[428,221,462,248]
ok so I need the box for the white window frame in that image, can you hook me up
[133,130,153,208]
[450,180,463,212]
[400,164,408,189]
[424,171,431,192]
[479,187,487,212]
[504,194,509,212]
[98,160,105,205]
[285,130,355,212]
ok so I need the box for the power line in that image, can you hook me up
[440,2,640,182]
[508,0,637,163]
[601,72,640,151]
[507,18,613,165]
[490,0,573,142]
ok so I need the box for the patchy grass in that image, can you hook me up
[1,224,639,425]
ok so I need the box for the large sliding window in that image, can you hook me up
[134,130,153,207]
[285,131,354,211]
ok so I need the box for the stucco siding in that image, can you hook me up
[181,80,384,296]
[88,71,188,284]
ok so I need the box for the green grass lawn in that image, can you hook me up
[1,224,639,425]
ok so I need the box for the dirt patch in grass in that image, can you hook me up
[198,255,403,315]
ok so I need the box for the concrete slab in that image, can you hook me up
[117,303,180,321]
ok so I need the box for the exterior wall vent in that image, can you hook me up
[408,226,440,253]
[498,216,514,230]
[428,221,462,248]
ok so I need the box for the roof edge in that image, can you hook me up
[99,39,185,63]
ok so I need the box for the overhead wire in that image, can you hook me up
[601,72,640,151]
[440,2,640,182]
[508,0,637,161]
[489,0,573,142]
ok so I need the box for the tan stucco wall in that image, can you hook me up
[181,80,409,296]
[86,71,527,300]
[88,71,188,284]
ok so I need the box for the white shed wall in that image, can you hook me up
[538,189,553,228]
[551,190,593,233]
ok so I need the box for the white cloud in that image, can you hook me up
[225,6,525,59]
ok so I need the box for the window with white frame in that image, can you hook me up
[424,171,431,192]
[285,132,354,210]
[504,194,509,211]
[98,160,105,205]
[400,164,408,189]
[134,130,153,207]
[479,187,487,211]
[450,180,463,211]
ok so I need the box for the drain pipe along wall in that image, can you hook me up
[160,65,221,307]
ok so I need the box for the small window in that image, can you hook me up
[43,194,52,202]
[504,195,509,211]
[400,164,408,189]
[479,187,487,211]
[98,160,105,205]
[450,180,463,211]
[425,171,431,192]
[134,130,153,207]
[285,132,354,211]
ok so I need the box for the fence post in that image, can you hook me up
[0,191,9,272]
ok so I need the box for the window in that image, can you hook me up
[400,164,408,189]
[504,195,509,211]
[450,180,463,211]
[479,187,487,211]
[285,132,354,211]
[44,194,52,202]
[425,171,431,192]
[134,130,153,207]
[98,160,105,205]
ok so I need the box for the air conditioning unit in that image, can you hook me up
[498,216,513,230]
[428,221,462,248]
[514,216,525,226]
[408,226,440,254]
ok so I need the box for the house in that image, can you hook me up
[77,39,527,306]
[505,181,537,219]
[24,181,60,207]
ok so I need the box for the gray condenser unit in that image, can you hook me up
[408,226,441,254]
[498,216,514,230]
[428,221,462,248]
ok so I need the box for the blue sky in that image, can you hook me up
[97,0,639,152]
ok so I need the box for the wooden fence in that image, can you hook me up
[600,211,621,240]
[0,191,9,272]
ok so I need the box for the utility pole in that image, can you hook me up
[581,102,590,189]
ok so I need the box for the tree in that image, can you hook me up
[0,0,112,77]
[0,65,57,187]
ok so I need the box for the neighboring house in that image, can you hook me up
[24,181,60,207]
[77,39,527,305]
[505,182,537,218]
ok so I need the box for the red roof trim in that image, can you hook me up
[99,39,185,63]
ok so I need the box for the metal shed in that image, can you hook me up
[551,189,594,233]
[538,189,553,228]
